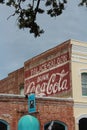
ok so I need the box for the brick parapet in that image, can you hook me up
[0,67,24,94]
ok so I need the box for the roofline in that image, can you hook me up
[24,39,71,65]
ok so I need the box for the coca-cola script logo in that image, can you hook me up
[24,63,70,96]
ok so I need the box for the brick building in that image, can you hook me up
[0,39,87,130]
[0,94,74,130]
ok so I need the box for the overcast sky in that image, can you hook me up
[0,0,87,79]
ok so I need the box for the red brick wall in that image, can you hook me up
[0,95,74,130]
[36,97,75,130]
[0,67,24,94]
[0,95,27,130]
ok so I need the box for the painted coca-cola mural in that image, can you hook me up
[24,52,71,97]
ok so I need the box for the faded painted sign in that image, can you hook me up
[24,52,70,97]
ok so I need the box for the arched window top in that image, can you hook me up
[81,72,87,96]
[76,114,87,124]
[79,118,87,130]
[81,72,87,77]
[0,119,8,125]
[0,119,9,130]
[44,120,67,130]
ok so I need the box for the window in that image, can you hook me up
[44,120,67,130]
[79,118,87,130]
[81,73,87,96]
[20,84,24,95]
[0,120,9,130]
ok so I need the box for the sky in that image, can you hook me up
[0,0,87,79]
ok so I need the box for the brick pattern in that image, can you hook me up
[36,98,75,130]
[0,95,27,130]
[0,95,74,130]
[0,67,24,94]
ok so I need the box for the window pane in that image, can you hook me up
[44,121,65,130]
[81,73,87,96]
[20,84,24,95]
[0,122,7,130]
